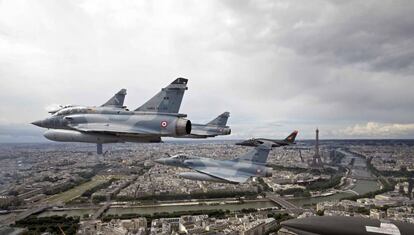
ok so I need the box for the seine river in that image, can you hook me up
[105,200,277,216]
[288,149,380,207]
[288,179,380,207]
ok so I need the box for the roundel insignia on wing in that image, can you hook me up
[161,121,168,128]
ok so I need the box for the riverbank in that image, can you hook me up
[37,199,278,217]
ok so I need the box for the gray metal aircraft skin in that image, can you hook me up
[180,112,231,138]
[32,78,191,146]
[236,130,298,148]
[154,143,273,184]
[281,215,414,235]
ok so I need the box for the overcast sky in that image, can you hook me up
[1,0,414,142]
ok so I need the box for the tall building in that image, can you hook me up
[408,178,413,200]
[309,128,323,168]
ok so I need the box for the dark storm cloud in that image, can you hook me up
[277,1,414,73]
[218,0,414,73]
[221,1,414,71]
[213,0,414,127]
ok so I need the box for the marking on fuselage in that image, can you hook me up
[161,121,168,128]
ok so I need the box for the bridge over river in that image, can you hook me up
[0,204,52,225]
[266,193,306,215]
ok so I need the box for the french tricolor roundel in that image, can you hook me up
[161,121,168,128]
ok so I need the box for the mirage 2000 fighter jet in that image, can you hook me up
[32,78,192,154]
[154,142,273,184]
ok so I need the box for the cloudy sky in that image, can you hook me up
[1,0,414,142]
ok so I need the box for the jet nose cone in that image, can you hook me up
[154,158,166,164]
[31,120,43,127]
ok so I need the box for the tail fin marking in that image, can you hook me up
[135,78,188,113]
[285,130,298,143]
[207,112,230,126]
[101,89,127,108]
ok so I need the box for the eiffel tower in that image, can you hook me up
[309,128,323,168]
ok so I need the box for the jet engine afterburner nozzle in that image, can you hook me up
[176,118,191,136]
[265,167,273,177]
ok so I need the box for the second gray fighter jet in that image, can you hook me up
[180,112,231,138]
[236,130,298,148]
[154,143,273,184]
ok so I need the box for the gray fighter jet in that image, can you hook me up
[154,143,273,184]
[236,130,298,148]
[32,78,191,154]
[180,112,231,138]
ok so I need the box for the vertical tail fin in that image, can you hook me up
[207,112,230,126]
[101,89,127,108]
[135,78,188,113]
[285,130,298,143]
[235,143,272,164]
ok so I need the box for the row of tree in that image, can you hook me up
[306,174,343,191]
[112,190,258,202]
[102,209,230,223]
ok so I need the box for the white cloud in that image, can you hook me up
[337,122,414,138]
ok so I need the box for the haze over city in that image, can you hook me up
[1,0,414,142]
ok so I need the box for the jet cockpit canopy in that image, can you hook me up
[54,106,90,116]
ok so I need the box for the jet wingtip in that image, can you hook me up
[172,77,188,85]
[117,89,127,95]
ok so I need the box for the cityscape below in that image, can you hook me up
[0,134,413,234]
